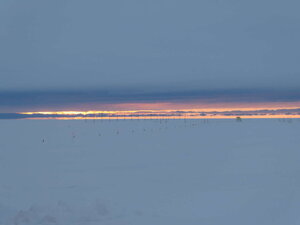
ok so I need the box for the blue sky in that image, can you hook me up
[1,0,300,111]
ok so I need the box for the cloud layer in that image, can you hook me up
[1,87,300,112]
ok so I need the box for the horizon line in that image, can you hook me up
[1,107,300,120]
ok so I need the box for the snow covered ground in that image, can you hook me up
[0,118,300,225]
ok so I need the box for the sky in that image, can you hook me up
[1,0,300,112]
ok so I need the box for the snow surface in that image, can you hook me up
[0,119,300,225]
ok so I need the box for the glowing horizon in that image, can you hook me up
[14,104,300,120]
[2,88,300,120]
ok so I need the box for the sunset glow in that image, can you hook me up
[18,105,300,120]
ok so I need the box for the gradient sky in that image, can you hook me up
[1,0,300,112]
